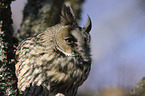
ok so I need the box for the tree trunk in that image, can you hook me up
[0,0,18,95]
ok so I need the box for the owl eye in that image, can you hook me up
[64,37,75,45]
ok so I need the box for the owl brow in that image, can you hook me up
[69,33,78,42]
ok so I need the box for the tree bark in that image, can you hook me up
[130,77,145,96]
[0,0,18,95]
[16,0,65,41]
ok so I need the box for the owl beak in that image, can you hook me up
[84,15,92,33]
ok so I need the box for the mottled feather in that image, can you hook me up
[16,5,92,96]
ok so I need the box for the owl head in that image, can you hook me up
[55,5,92,60]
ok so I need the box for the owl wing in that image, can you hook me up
[23,85,50,96]
[23,85,65,96]
[15,35,53,94]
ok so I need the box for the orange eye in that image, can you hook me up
[66,40,69,42]
[64,37,76,45]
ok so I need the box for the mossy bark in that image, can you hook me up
[17,0,65,41]
[130,77,145,96]
[0,0,18,95]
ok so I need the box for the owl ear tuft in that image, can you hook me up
[84,15,92,33]
[60,4,78,27]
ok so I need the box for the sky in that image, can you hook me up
[80,0,145,93]
[11,0,145,94]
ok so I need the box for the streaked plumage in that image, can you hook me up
[16,5,92,96]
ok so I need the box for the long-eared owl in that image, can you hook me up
[16,5,92,96]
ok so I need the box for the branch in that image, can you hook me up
[130,77,145,96]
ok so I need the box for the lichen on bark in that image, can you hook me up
[0,0,18,95]
[17,0,65,41]
[130,77,145,96]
